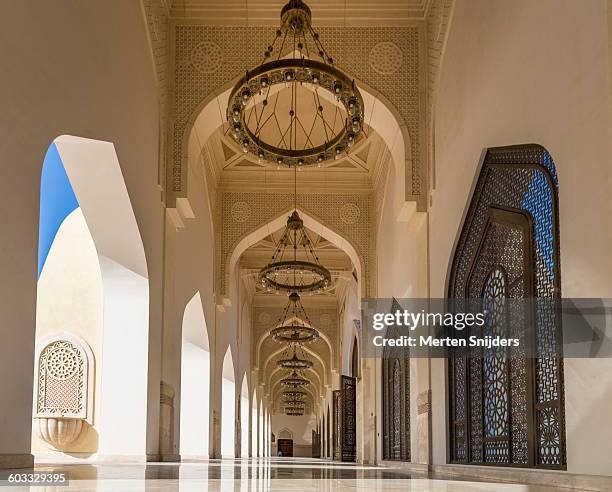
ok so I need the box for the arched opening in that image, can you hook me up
[240,375,249,458]
[320,414,325,458]
[251,388,258,457]
[221,347,236,458]
[180,292,210,458]
[267,412,272,457]
[263,409,268,457]
[227,206,364,301]
[183,73,411,223]
[33,136,149,459]
[258,400,264,457]
[326,406,330,459]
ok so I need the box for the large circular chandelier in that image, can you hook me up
[259,213,331,294]
[280,370,310,387]
[227,0,364,168]
[270,292,320,343]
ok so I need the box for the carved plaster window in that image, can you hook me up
[34,334,94,422]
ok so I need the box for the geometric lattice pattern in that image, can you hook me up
[340,375,357,462]
[36,340,86,418]
[447,144,566,469]
[382,299,411,462]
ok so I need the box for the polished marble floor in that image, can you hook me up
[0,458,572,491]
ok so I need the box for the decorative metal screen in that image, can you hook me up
[447,144,566,469]
[312,429,321,458]
[340,375,357,462]
[382,299,411,461]
[332,390,341,461]
[35,338,90,419]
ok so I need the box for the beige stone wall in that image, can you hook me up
[430,0,612,475]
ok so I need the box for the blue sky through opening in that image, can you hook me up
[38,143,79,277]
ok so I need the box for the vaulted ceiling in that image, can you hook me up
[203,125,388,193]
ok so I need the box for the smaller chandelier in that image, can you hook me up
[283,390,306,400]
[280,370,310,387]
[277,345,313,370]
[259,211,331,294]
[285,400,306,408]
[270,292,320,343]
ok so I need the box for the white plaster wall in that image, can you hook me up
[241,394,249,457]
[97,256,149,456]
[0,0,163,461]
[430,0,612,475]
[341,285,360,377]
[251,391,258,457]
[32,209,103,455]
[258,401,264,457]
[180,341,210,458]
[240,377,249,458]
[372,150,428,465]
[221,349,236,458]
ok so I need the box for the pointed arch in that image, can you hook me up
[180,291,210,458]
[35,136,150,456]
[227,206,363,297]
[180,70,412,209]
[268,366,324,399]
[240,374,249,457]
[254,319,334,373]
[261,345,329,387]
[221,346,236,458]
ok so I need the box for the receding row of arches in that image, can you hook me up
[31,134,565,473]
[32,137,277,460]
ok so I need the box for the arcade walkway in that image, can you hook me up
[6,458,566,490]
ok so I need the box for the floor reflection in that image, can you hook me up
[0,458,569,491]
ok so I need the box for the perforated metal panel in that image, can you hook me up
[447,144,566,469]
[382,299,411,461]
[340,375,357,462]
[332,390,341,460]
